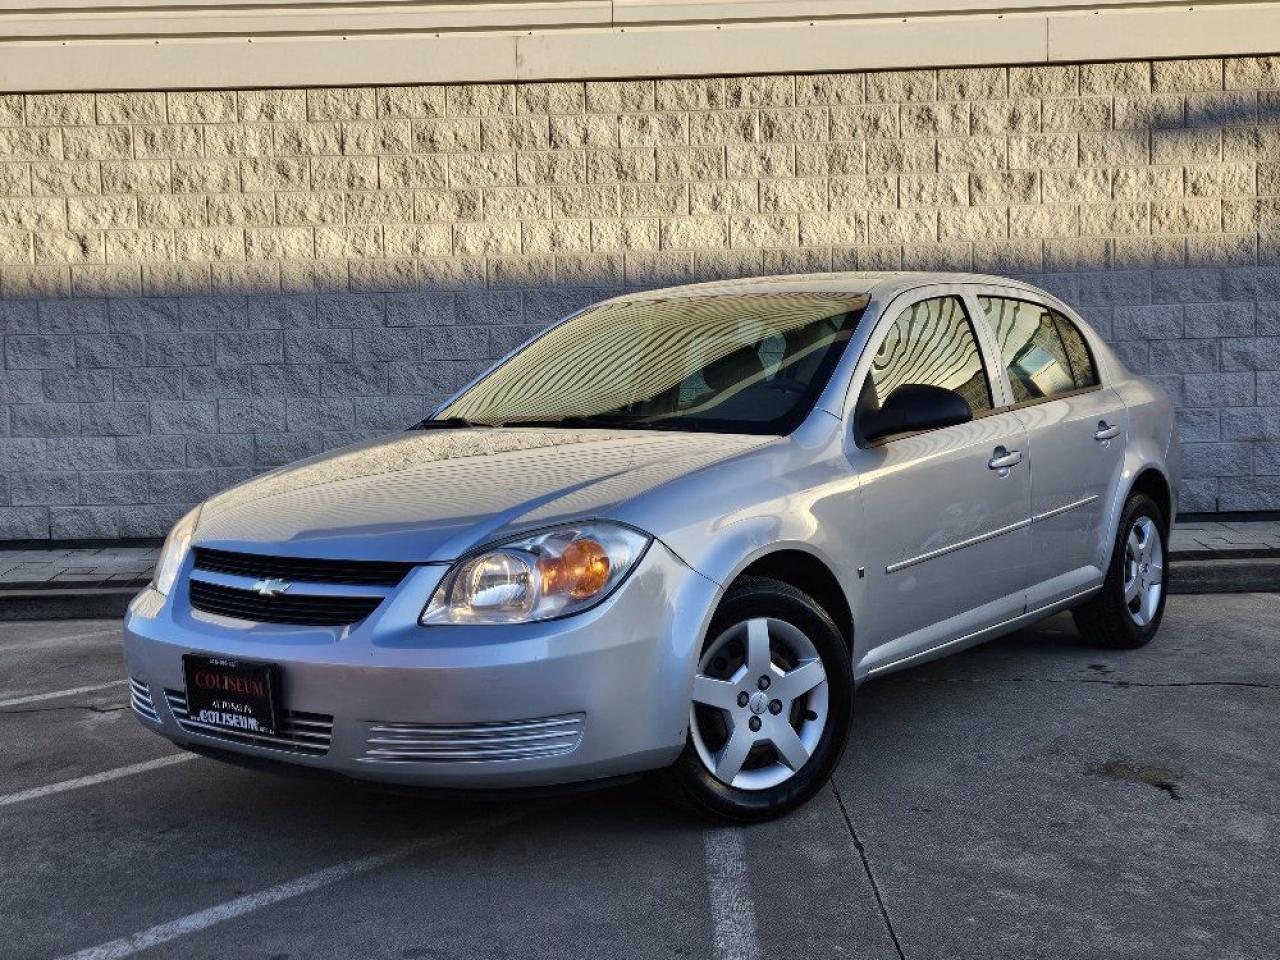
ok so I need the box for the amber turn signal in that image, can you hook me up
[540,537,611,599]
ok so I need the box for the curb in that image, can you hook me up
[0,588,138,621]
[1,556,1277,621]
[1167,557,1280,595]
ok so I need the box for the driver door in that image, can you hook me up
[851,288,1033,676]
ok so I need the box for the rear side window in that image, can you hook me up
[977,297,1097,403]
[1050,312,1098,389]
[866,295,993,415]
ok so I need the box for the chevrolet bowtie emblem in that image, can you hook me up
[252,577,291,598]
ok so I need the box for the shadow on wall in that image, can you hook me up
[1,74,1279,539]
[0,280,648,539]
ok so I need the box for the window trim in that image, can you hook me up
[973,293,1103,413]
[999,381,1104,414]
[852,289,999,449]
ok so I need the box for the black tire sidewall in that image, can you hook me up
[673,577,853,822]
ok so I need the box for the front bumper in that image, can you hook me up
[123,542,720,789]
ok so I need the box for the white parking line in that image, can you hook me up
[0,627,119,653]
[704,829,762,960]
[0,620,115,631]
[0,679,127,708]
[54,818,518,960]
[0,754,195,809]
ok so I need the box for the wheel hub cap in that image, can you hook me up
[1122,516,1164,628]
[689,617,830,791]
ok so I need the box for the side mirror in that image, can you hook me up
[859,384,973,443]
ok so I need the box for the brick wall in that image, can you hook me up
[2,57,1280,539]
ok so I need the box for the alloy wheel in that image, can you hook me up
[1123,516,1164,627]
[689,617,829,790]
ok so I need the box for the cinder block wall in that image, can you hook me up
[2,57,1279,539]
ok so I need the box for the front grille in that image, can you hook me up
[129,678,158,722]
[192,547,414,587]
[359,714,585,764]
[164,689,333,755]
[189,580,384,626]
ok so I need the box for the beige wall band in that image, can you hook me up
[2,2,1280,92]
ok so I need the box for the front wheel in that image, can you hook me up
[1072,492,1169,649]
[672,576,853,822]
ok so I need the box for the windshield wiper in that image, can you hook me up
[415,414,711,432]
[499,415,630,429]
[410,417,492,430]
[497,415,697,432]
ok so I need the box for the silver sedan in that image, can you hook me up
[124,272,1178,820]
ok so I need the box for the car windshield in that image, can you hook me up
[432,292,870,435]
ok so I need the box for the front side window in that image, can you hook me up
[436,293,869,435]
[862,295,994,417]
[978,297,1097,403]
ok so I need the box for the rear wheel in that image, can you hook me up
[1072,492,1168,649]
[672,576,853,822]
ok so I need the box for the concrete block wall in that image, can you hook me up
[2,56,1280,539]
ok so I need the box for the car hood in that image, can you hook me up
[193,427,771,562]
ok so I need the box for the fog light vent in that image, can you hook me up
[359,714,585,764]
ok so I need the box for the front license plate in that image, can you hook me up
[182,654,280,737]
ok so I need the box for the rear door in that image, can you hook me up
[973,290,1127,607]
[852,286,1032,676]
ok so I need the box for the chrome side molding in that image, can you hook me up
[1032,494,1099,524]
[886,517,1031,574]
[886,494,1100,574]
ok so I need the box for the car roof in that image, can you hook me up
[602,271,1058,306]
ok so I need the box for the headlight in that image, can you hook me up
[421,522,651,625]
[153,508,199,596]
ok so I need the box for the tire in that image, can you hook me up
[1072,492,1169,649]
[671,576,853,822]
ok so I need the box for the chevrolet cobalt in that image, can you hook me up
[125,272,1178,820]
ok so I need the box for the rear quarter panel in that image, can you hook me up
[1034,293,1179,566]
[1107,373,1179,558]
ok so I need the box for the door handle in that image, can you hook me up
[988,446,1023,475]
[1094,421,1121,442]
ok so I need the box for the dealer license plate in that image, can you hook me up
[182,654,280,737]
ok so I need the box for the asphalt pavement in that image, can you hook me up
[1,594,1276,960]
